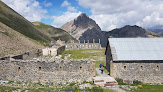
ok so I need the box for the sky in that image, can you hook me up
[2,0,163,31]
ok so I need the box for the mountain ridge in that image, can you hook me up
[103,25,161,38]
[61,13,106,46]
[33,22,78,43]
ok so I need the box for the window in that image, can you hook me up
[80,66,82,70]
[79,66,83,72]
[140,66,143,71]
[156,65,160,71]
[124,66,127,71]
[18,67,21,72]
[39,67,41,71]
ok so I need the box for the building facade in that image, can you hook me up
[105,38,163,84]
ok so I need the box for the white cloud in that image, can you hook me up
[52,11,81,28]
[2,0,47,22]
[61,0,70,7]
[78,0,163,31]
[61,0,77,12]
[43,1,52,7]
[68,6,77,12]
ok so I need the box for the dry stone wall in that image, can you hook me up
[111,61,163,84]
[0,59,95,83]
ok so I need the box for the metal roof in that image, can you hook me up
[108,38,163,61]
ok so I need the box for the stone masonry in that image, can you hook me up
[0,59,96,83]
[110,61,163,84]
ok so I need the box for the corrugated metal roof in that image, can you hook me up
[108,38,163,61]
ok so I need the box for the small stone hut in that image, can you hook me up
[105,38,163,84]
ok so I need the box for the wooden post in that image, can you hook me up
[99,39,100,44]
[93,39,95,43]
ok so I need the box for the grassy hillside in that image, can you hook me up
[0,1,52,44]
[0,22,43,57]
[33,22,78,43]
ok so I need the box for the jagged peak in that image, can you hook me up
[78,13,89,17]
[75,13,89,21]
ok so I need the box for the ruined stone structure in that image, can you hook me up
[0,59,96,83]
[0,39,98,83]
[105,38,163,84]
[0,49,42,60]
[66,39,101,50]
[42,45,65,56]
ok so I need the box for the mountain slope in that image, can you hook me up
[0,1,52,44]
[61,13,105,46]
[33,22,78,43]
[147,25,163,36]
[103,25,161,38]
[0,22,43,57]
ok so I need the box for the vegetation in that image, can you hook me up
[115,78,127,85]
[0,1,52,44]
[33,22,78,43]
[60,49,109,73]
[132,85,163,92]
[0,81,115,92]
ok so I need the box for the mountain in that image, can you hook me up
[33,22,78,43]
[147,25,163,36]
[0,22,43,57]
[0,1,52,44]
[61,13,105,46]
[103,25,161,38]
[0,1,53,57]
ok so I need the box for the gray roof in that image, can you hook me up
[108,38,163,61]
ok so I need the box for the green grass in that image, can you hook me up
[0,1,52,44]
[60,49,109,74]
[33,22,78,43]
[132,85,163,92]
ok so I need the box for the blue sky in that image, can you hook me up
[38,0,91,25]
[2,0,163,31]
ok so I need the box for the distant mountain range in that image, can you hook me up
[0,0,163,57]
[147,25,163,36]
[103,25,161,38]
[61,13,162,47]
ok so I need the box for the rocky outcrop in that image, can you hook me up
[61,13,106,46]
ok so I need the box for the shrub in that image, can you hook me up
[115,78,127,85]
[133,80,143,85]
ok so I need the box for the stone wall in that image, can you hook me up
[111,61,163,84]
[57,45,65,55]
[0,49,42,60]
[0,59,96,83]
[66,43,101,50]
[42,45,65,56]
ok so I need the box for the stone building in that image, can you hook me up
[105,38,163,84]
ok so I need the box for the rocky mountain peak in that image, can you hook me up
[78,13,89,18]
[61,13,105,46]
